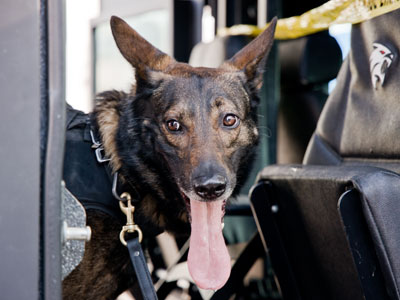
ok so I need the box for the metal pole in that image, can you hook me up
[217,0,227,29]
[43,0,66,298]
[257,0,267,28]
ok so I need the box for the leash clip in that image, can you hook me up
[119,192,143,246]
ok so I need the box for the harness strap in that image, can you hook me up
[127,237,158,300]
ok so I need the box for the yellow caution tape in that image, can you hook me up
[218,0,400,40]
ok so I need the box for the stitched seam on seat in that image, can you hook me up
[363,192,400,297]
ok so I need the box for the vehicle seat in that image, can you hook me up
[250,9,400,300]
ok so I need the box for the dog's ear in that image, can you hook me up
[222,17,277,90]
[110,16,175,82]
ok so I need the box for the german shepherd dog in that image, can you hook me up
[63,16,276,299]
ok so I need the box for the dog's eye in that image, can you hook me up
[166,119,182,132]
[223,114,240,128]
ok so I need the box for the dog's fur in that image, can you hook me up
[63,16,276,299]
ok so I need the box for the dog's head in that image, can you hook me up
[110,16,275,204]
[108,16,276,290]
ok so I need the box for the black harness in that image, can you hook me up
[63,106,124,222]
[63,105,158,300]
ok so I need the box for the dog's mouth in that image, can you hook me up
[181,192,231,290]
[182,192,227,224]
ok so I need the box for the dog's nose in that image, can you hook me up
[194,175,226,200]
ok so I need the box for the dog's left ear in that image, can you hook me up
[222,17,277,90]
[110,16,175,82]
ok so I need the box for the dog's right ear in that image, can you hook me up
[110,16,175,81]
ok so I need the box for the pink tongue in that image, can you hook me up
[187,199,231,290]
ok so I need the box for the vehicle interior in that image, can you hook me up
[1,0,400,299]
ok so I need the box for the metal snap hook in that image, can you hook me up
[118,191,143,246]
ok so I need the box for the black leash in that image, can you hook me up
[89,126,158,300]
[127,237,158,300]
[118,191,158,300]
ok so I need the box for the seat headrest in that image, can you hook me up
[279,32,342,87]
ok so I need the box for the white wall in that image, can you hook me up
[65,0,100,112]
